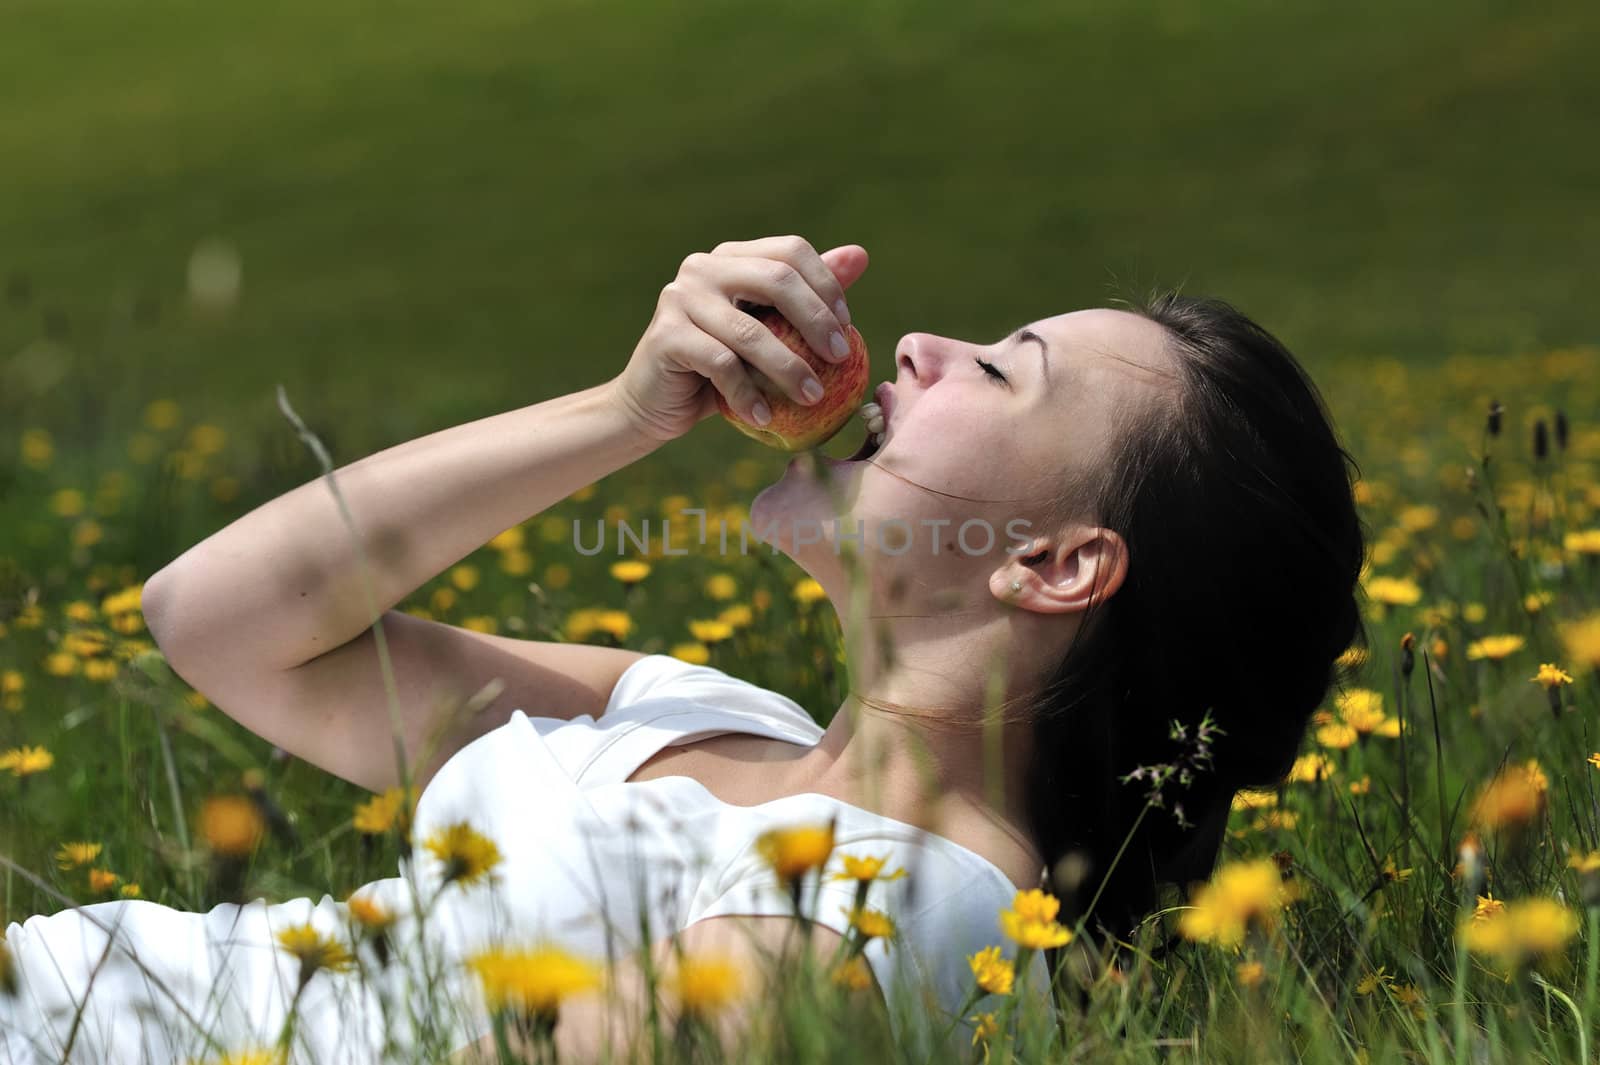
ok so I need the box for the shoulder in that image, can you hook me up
[602,654,821,737]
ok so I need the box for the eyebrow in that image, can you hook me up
[1007,327,1051,387]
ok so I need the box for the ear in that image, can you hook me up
[994,527,1129,614]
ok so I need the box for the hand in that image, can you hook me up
[608,235,869,444]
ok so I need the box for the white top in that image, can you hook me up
[0,653,1049,1063]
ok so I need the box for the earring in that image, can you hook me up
[1009,579,1022,594]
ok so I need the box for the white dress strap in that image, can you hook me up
[533,654,826,788]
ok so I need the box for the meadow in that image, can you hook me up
[4,0,1600,1060]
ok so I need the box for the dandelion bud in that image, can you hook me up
[1486,400,1503,437]
[1555,409,1569,452]
[1456,833,1486,899]
[1533,419,1548,462]
[1399,632,1415,678]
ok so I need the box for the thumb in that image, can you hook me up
[820,244,870,292]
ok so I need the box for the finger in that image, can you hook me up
[684,290,826,410]
[707,235,854,362]
[686,325,776,427]
[819,245,870,298]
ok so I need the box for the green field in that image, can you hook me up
[3,1,1600,1061]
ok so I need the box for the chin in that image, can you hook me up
[748,464,860,581]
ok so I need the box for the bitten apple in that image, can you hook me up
[716,304,870,451]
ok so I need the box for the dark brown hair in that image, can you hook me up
[1019,290,1370,949]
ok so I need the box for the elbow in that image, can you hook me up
[139,564,193,671]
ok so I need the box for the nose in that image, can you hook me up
[896,333,965,387]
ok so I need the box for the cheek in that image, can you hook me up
[883,412,1016,502]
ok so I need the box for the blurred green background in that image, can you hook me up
[2,0,1596,571]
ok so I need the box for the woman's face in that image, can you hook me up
[750,308,1177,613]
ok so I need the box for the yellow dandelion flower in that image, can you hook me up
[423,821,503,889]
[717,603,754,630]
[610,560,651,585]
[1588,753,1600,771]
[1564,529,1600,556]
[1287,753,1335,783]
[1355,966,1393,996]
[1364,575,1422,606]
[830,853,909,884]
[1463,603,1487,623]
[50,488,86,518]
[1458,896,1579,970]
[843,906,896,942]
[1177,858,1298,950]
[353,788,414,834]
[704,574,738,601]
[498,548,533,576]
[967,945,1015,996]
[1349,775,1372,795]
[1336,689,1386,733]
[200,795,266,856]
[466,943,603,1019]
[119,883,142,898]
[1251,810,1299,832]
[1231,789,1277,812]
[1532,663,1575,689]
[595,610,633,641]
[755,822,835,885]
[0,745,54,777]
[1466,635,1526,662]
[184,1050,278,1065]
[20,427,54,468]
[55,841,103,869]
[663,952,746,1017]
[449,564,480,592]
[1469,761,1548,831]
[1567,852,1600,875]
[1236,959,1266,987]
[792,578,827,606]
[970,1011,999,1050]
[1474,894,1505,921]
[1316,723,1358,750]
[88,868,120,893]
[669,642,711,665]
[489,525,526,552]
[999,889,1074,950]
[688,619,734,644]
[347,894,395,931]
[276,923,355,989]
[832,955,873,991]
[1558,613,1600,673]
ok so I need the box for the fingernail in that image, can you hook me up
[829,331,849,360]
[752,401,772,426]
[802,378,824,404]
[834,299,851,328]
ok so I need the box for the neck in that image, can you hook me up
[792,611,1047,864]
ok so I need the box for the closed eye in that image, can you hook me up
[975,358,1008,385]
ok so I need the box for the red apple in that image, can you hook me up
[715,304,870,451]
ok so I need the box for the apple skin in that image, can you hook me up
[715,304,871,452]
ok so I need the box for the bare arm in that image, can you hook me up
[140,379,662,791]
[139,236,868,794]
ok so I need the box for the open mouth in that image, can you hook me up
[845,427,882,462]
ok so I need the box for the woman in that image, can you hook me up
[1,235,1367,1063]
